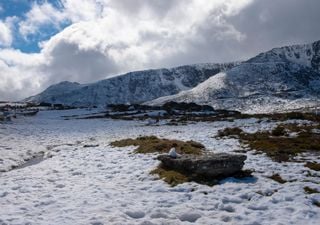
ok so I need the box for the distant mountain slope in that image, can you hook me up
[149,40,320,113]
[247,40,320,71]
[26,63,239,106]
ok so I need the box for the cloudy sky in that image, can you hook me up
[0,0,320,101]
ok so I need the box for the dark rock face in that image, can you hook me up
[162,101,214,112]
[312,40,320,72]
[157,153,246,178]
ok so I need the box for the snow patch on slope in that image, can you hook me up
[248,40,320,72]
[149,62,320,113]
[150,40,320,113]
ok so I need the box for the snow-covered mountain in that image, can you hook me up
[27,40,320,113]
[149,40,320,113]
[247,40,320,71]
[26,63,238,106]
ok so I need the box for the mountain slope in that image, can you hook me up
[26,63,239,106]
[149,40,320,113]
[247,40,320,71]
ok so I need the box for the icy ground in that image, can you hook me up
[0,110,319,225]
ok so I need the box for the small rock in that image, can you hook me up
[168,148,180,158]
[83,144,99,148]
[179,213,201,222]
[125,210,145,219]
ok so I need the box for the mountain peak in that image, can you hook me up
[149,40,320,113]
[247,39,320,72]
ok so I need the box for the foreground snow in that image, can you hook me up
[0,110,319,225]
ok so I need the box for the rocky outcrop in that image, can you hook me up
[157,153,246,178]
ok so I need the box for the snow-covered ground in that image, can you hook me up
[0,110,319,225]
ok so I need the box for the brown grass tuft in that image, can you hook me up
[110,136,204,155]
[267,174,287,184]
[304,186,320,194]
[305,162,320,171]
[217,127,243,137]
[217,124,320,162]
[150,167,188,186]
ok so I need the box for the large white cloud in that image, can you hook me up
[18,0,104,38]
[18,2,66,38]
[1,0,320,101]
[1,0,253,100]
[42,0,252,72]
[0,20,12,47]
[0,49,44,100]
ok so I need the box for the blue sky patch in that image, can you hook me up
[0,0,69,53]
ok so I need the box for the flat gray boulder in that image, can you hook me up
[157,153,246,178]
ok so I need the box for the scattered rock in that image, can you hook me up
[91,222,104,225]
[125,210,146,219]
[168,148,180,158]
[313,200,320,207]
[179,212,201,222]
[11,153,46,171]
[83,144,99,148]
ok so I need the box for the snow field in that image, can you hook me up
[0,110,319,224]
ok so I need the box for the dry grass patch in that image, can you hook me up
[271,126,287,136]
[313,201,320,207]
[304,186,320,194]
[217,127,243,138]
[150,167,188,186]
[217,124,320,162]
[110,136,204,155]
[267,174,287,184]
[305,162,320,171]
[239,112,320,123]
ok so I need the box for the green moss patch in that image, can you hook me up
[110,136,204,155]
[217,124,320,162]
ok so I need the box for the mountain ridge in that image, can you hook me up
[26,62,239,106]
[26,40,320,113]
[149,40,320,113]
